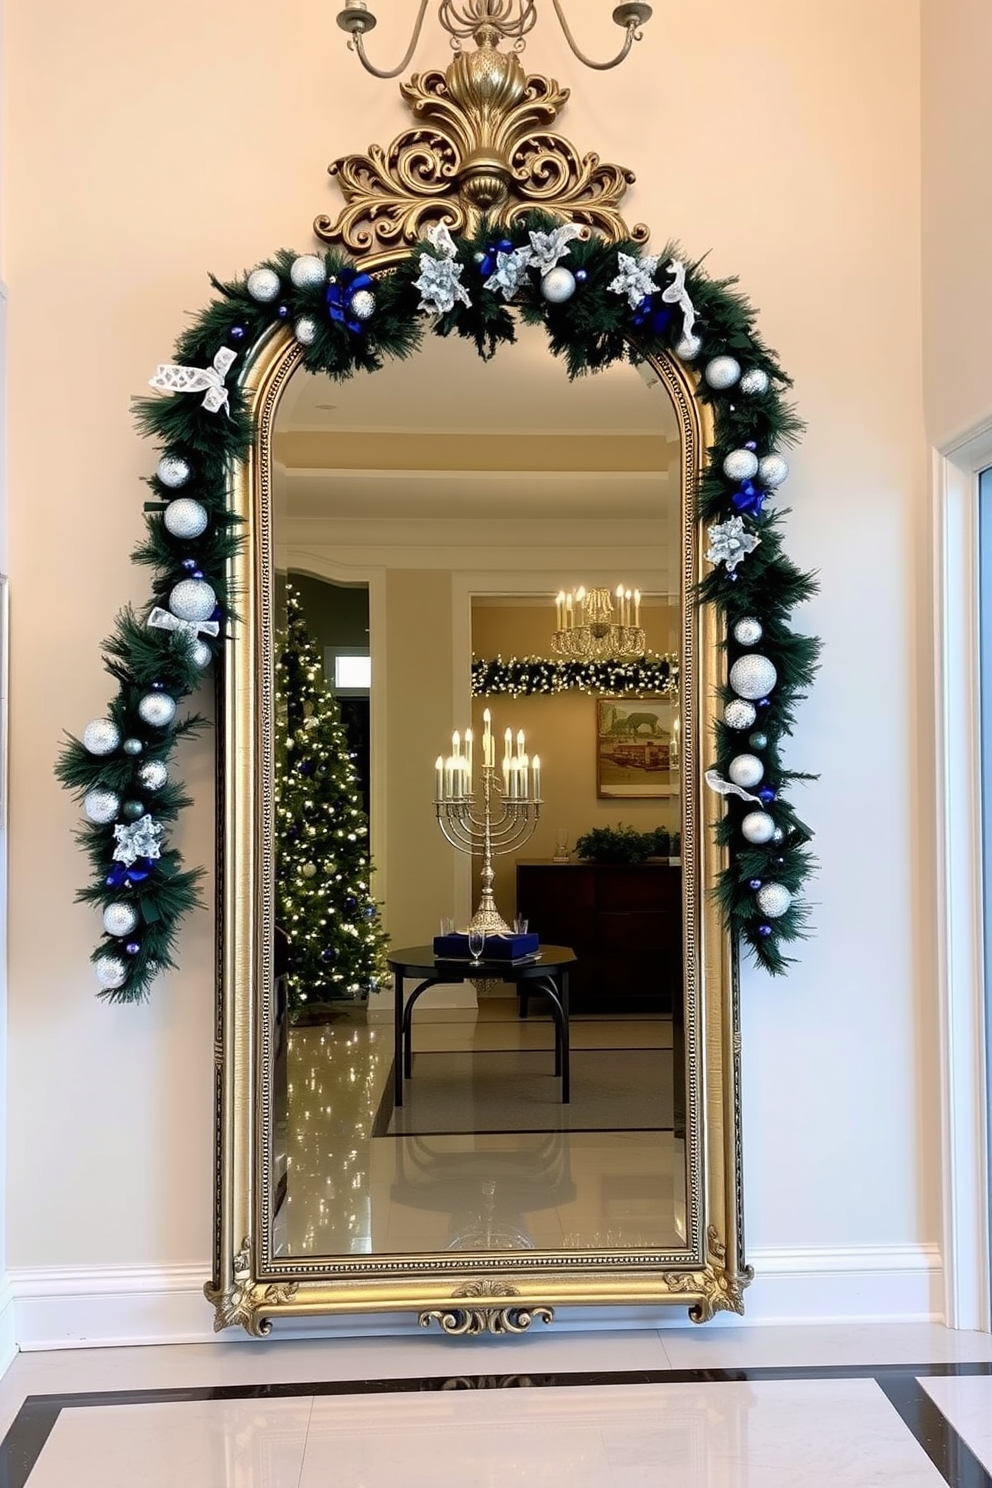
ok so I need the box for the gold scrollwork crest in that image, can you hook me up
[419,1279,555,1336]
[316,38,646,258]
[204,1237,299,1336]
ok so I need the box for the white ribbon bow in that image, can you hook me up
[661,259,698,343]
[704,768,764,806]
[147,606,221,642]
[149,346,238,416]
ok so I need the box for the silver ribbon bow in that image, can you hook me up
[147,606,221,643]
[149,346,238,416]
[704,769,764,806]
[661,259,698,344]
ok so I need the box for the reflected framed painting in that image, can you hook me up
[596,695,680,800]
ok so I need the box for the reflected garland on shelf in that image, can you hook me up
[472,654,679,697]
[56,211,818,1001]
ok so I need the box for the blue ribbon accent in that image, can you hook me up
[480,239,514,278]
[326,268,373,335]
[106,858,156,888]
[731,479,767,517]
[632,295,673,337]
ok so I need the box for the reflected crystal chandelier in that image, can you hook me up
[552,585,646,660]
[335,0,653,78]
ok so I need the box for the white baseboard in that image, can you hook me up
[9,1245,945,1350]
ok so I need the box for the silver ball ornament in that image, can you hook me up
[246,267,281,303]
[294,316,318,346]
[540,266,576,303]
[83,788,121,824]
[704,356,741,390]
[349,288,376,321]
[741,810,776,845]
[728,754,765,790]
[740,368,770,396]
[138,693,177,729]
[192,640,212,670]
[123,738,143,756]
[724,698,757,730]
[103,902,139,938]
[156,454,191,489]
[729,654,778,700]
[756,881,792,918]
[289,254,326,290]
[733,616,764,646]
[164,499,209,540]
[676,333,702,360]
[169,578,216,623]
[758,453,789,489]
[722,448,760,482]
[773,827,785,844]
[83,719,121,756]
[95,955,128,990]
[138,760,168,792]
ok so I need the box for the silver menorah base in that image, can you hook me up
[435,768,540,935]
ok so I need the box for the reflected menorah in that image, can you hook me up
[434,707,542,935]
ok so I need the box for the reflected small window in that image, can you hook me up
[326,647,371,696]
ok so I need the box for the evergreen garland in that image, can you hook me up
[57,212,818,999]
[472,654,678,697]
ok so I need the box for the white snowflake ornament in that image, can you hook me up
[524,223,584,275]
[705,516,761,572]
[414,235,471,316]
[609,251,662,309]
[483,247,531,301]
[112,814,165,867]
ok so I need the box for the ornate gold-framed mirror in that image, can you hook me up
[58,2,816,1338]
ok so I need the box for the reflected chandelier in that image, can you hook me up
[552,585,646,661]
[335,0,653,78]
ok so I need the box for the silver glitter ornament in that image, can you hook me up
[540,266,576,303]
[733,616,764,646]
[103,902,139,937]
[676,333,702,360]
[83,718,121,756]
[138,693,177,728]
[83,788,121,824]
[157,454,191,489]
[722,448,760,482]
[729,654,777,700]
[138,760,168,792]
[169,578,216,623]
[756,881,792,917]
[290,254,326,290]
[294,316,318,346]
[724,698,757,731]
[741,810,776,845]
[95,955,128,990]
[758,453,789,488]
[164,498,209,540]
[191,640,212,670]
[704,355,741,390]
[740,368,770,396]
[349,288,376,321]
[728,754,764,790]
[247,267,281,302]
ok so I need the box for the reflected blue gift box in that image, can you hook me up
[433,932,540,960]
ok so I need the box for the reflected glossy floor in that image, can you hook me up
[273,1000,684,1256]
[5,1331,992,1488]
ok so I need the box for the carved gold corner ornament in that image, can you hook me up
[666,1227,754,1323]
[203,1238,299,1336]
[315,26,647,258]
[419,1280,555,1336]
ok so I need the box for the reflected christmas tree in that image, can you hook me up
[275,584,388,1015]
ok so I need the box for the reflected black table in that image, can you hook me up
[386,945,577,1108]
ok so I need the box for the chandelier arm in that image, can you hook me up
[546,0,640,70]
[348,0,433,80]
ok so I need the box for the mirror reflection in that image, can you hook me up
[268,322,686,1258]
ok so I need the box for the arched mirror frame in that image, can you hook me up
[208,288,745,1335]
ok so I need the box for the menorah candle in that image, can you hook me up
[634,589,641,626]
[516,729,525,760]
[532,754,541,799]
[435,756,444,799]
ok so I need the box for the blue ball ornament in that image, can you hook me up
[759,787,776,804]
[321,946,338,964]
[229,325,246,341]
[181,558,198,573]
[758,924,773,938]
[749,879,763,890]
[125,941,141,956]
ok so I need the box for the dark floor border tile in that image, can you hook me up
[2,1359,991,1488]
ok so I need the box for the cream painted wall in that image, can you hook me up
[4,0,934,1295]
[921,0,992,446]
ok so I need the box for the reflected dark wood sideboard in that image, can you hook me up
[515,859,683,1014]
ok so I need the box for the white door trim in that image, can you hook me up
[933,418,992,1330]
